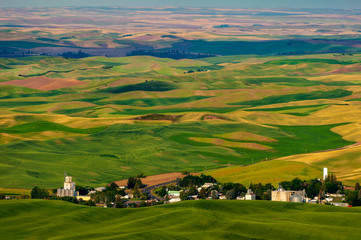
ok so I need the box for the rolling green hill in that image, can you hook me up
[0,200,360,239]
[0,53,361,188]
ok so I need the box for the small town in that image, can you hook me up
[3,167,360,209]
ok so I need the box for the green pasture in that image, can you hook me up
[230,89,352,107]
[1,200,361,239]
[244,104,330,116]
[0,121,105,134]
[0,121,351,188]
[0,54,360,189]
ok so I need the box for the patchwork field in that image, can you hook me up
[0,52,361,188]
[1,200,361,239]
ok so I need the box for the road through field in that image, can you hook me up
[141,180,176,200]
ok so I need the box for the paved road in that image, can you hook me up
[141,180,176,200]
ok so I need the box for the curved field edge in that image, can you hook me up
[0,122,352,189]
[1,200,361,240]
[206,141,361,186]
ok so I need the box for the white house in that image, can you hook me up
[245,189,256,200]
[94,187,106,192]
[169,198,181,203]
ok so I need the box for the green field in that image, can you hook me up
[0,121,352,188]
[0,200,361,239]
[0,53,361,188]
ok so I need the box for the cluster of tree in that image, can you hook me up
[172,175,247,200]
[127,49,216,60]
[221,183,248,200]
[154,186,168,198]
[61,50,91,59]
[31,186,49,199]
[249,183,274,200]
[195,182,248,200]
[324,174,343,194]
[279,175,343,198]
[178,174,217,188]
[127,177,144,189]
[344,182,361,206]
[174,175,344,202]
[185,69,209,74]
[345,190,361,206]
[0,194,30,200]
[91,183,125,204]
[137,173,146,178]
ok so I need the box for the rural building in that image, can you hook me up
[168,191,180,197]
[245,189,256,200]
[94,187,106,192]
[323,167,328,180]
[271,184,306,202]
[169,198,181,203]
[198,183,217,192]
[202,183,216,188]
[57,173,78,197]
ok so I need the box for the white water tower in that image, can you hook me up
[323,167,328,181]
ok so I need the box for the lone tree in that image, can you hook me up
[31,186,49,199]
[355,182,360,191]
[127,177,137,189]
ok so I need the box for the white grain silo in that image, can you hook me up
[323,167,328,181]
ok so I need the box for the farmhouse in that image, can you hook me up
[271,184,306,202]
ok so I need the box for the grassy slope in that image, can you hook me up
[206,161,322,186]
[1,200,361,240]
[0,122,351,188]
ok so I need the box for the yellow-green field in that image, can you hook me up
[1,53,361,189]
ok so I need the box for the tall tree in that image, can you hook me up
[225,189,236,200]
[127,177,136,189]
[180,191,189,201]
[31,186,49,199]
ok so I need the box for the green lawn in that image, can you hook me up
[0,200,360,239]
